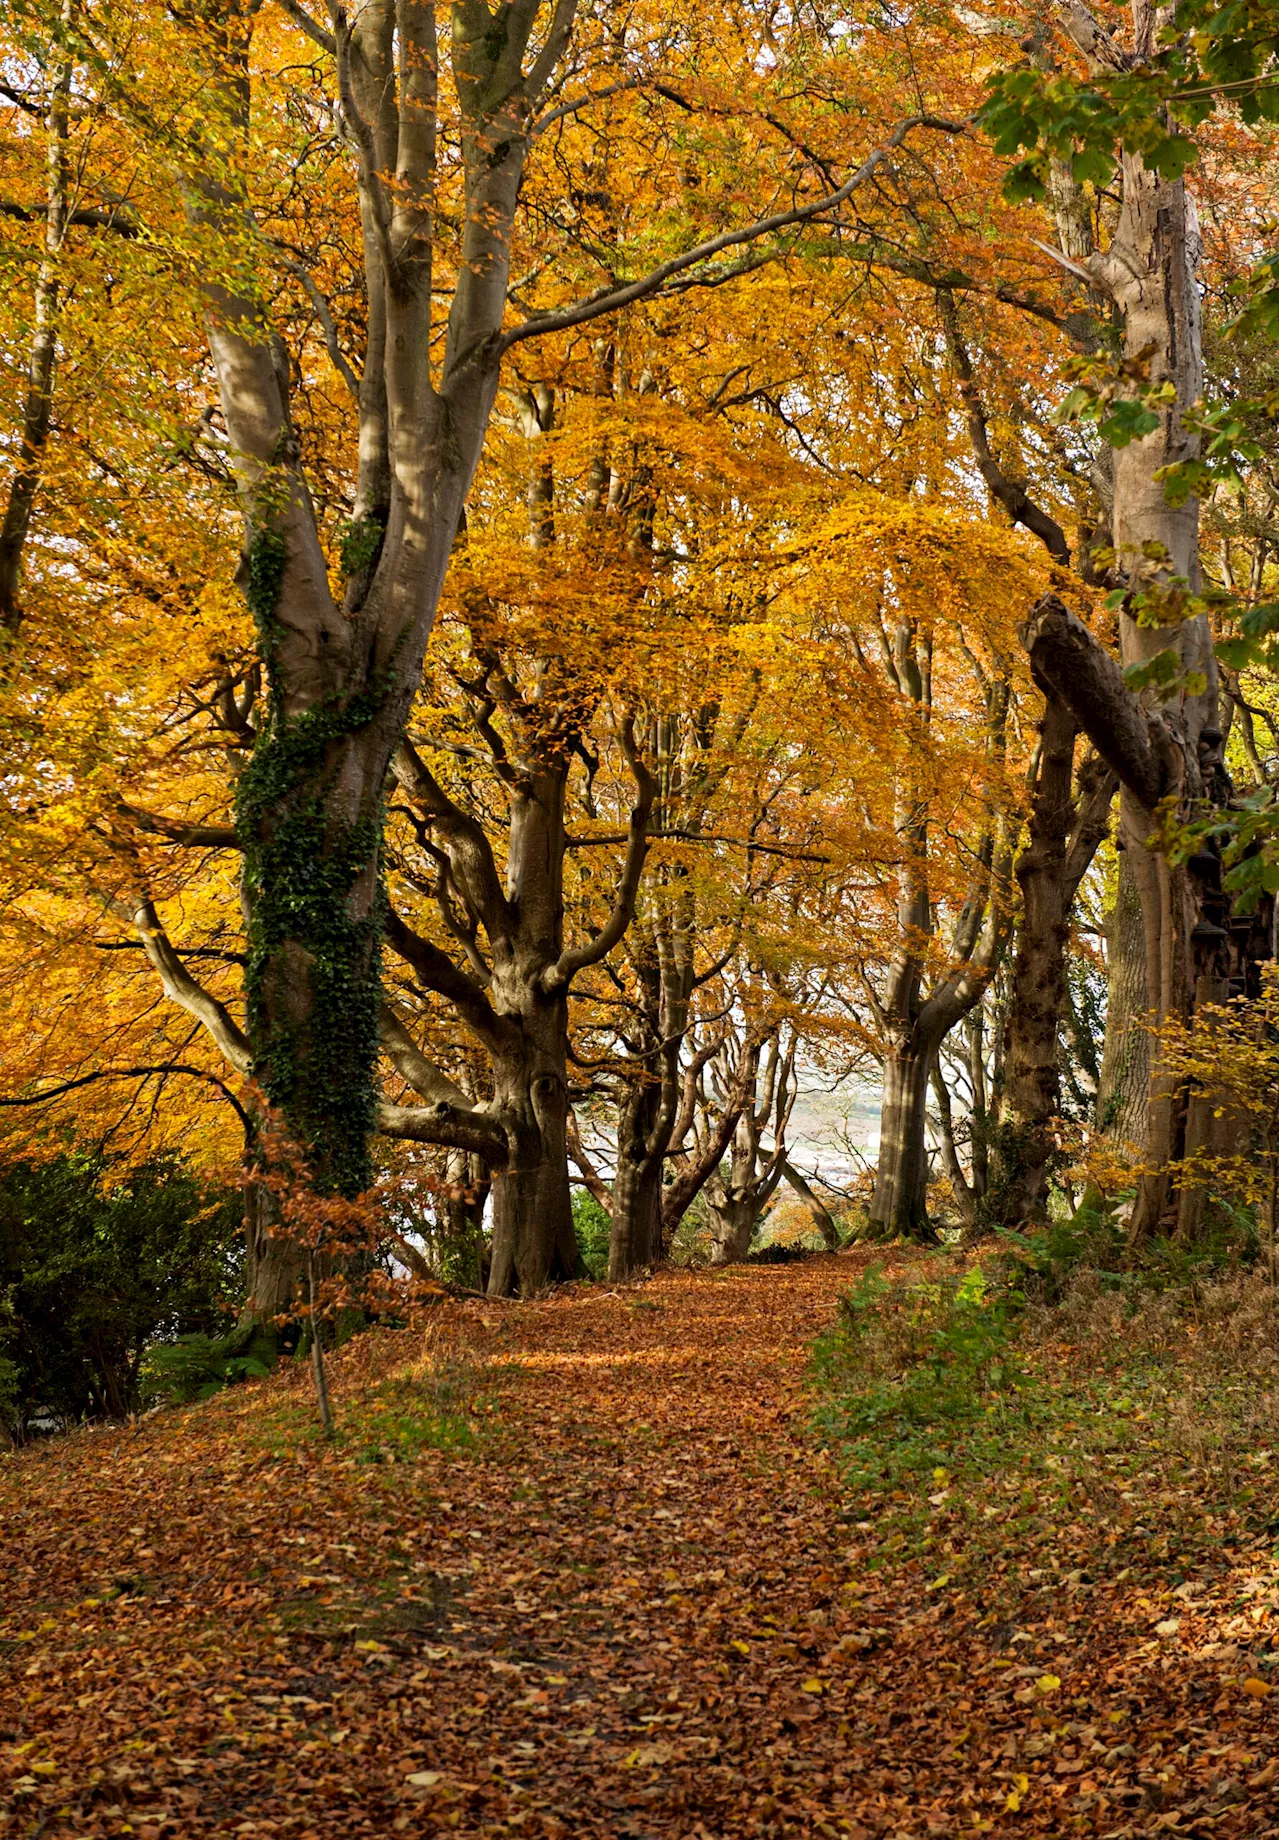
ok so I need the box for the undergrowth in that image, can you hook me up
[810,1220,1277,1587]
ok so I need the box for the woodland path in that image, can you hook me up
[2,1251,1273,1838]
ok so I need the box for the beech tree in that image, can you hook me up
[977,0,1277,1235]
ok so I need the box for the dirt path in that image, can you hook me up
[2,1255,1272,1837]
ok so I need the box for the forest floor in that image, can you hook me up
[2,1246,1275,1839]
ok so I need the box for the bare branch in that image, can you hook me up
[119,802,241,850]
[499,114,965,352]
[0,1063,251,1129]
[1021,595,1167,807]
[383,906,509,1050]
[280,253,361,398]
[938,289,1071,565]
[543,716,655,990]
[275,0,336,53]
[378,1004,475,1111]
[0,198,139,236]
[100,892,252,1076]
[376,1099,506,1161]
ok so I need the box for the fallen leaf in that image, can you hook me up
[1005,1771,1030,1812]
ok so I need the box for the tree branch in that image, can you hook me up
[378,1004,476,1111]
[1021,595,1167,807]
[499,114,965,352]
[376,1099,506,1161]
[566,1110,614,1214]
[543,716,655,990]
[119,802,241,849]
[102,893,252,1076]
[383,906,508,1049]
[275,0,336,53]
[938,289,1071,565]
[0,1063,251,1129]
[0,198,139,236]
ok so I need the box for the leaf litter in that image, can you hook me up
[1,1249,1274,1837]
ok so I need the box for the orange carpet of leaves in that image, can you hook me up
[2,1251,1275,1837]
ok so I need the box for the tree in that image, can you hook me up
[0,1150,243,1432]
[980,0,1277,1235]
[0,0,969,1304]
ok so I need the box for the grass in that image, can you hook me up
[225,1327,495,1461]
[808,1229,1278,1592]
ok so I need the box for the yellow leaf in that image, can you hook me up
[624,1742,673,1767]
[1004,1770,1029,1811]
[729,1639,750,1655]
[801,1678,825,1694]
[1242,1677,1271,1698]
[405,1771,441,1788]
[353,1640,384,1653]
[543,1673,568,1685]
[31,1762,56,1776]
[1034,1673,1061,1695]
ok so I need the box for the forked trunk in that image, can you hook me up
[868,1047,934,1240]
[706,1194,759,1266]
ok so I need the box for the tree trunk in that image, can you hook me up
[706,1194,759,1266]
[868,1046,934,1240]
[1097,849,1149,1146]
[1101,157,1215,1237]
[608,1079,665,1278]
[781,1160,842,1250]
[242,1175,308,1325]
[486,1005,581,1297]
[0,32,68,636]
[999,695,1077,1222]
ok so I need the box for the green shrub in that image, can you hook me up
[572,1188,612,1278]
[0,1149,245,1430]
[142,1325,278,1404]
[991,1192,1262,1304]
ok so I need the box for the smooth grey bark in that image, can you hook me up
[1097,850,1150,1146]
[872,1046,936,1239]
[781,1159,842,1250]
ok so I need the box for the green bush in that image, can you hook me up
[0,1149,245,1432]
[572,1188,612,1278]
[142,1325,278,1405]
[991,1193,1261,1304]
[809,1238,1277,1578]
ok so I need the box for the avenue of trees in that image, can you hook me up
[0,0,1274,1329]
